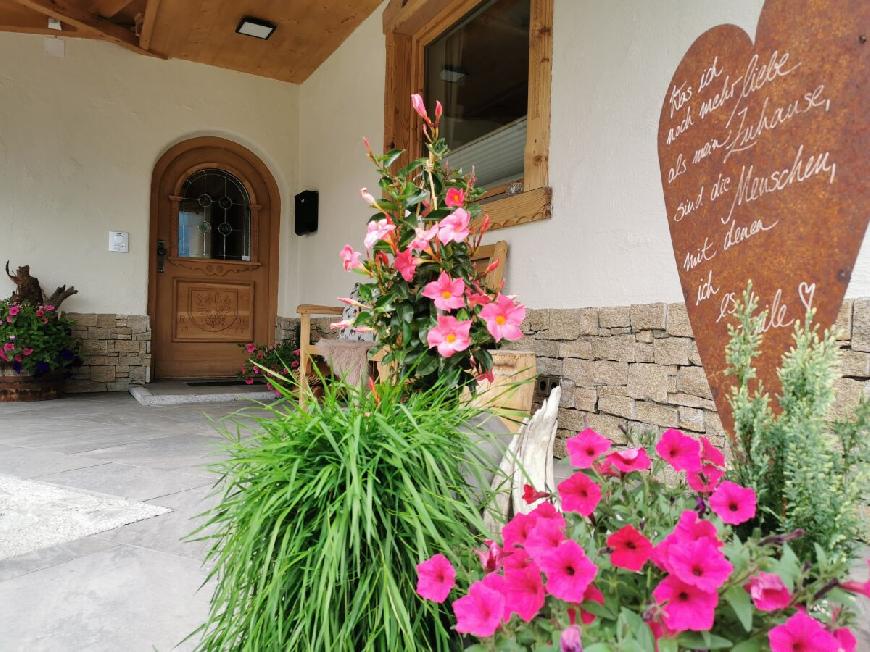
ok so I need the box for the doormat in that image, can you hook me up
[0,474,169,561]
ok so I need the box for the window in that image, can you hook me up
[177,169,251,261]
[384,0,552,230]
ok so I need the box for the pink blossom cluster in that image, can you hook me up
[416,427,859,651]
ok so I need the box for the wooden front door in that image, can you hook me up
[148,137,280,379]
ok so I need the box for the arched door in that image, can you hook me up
[148,137,280,379]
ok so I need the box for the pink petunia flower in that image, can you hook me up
[502,512,538,550]
[3,342,15,352]
[363,218,396,250]
[560,625,583,652]
[768,609,840,652]
[699,436,725,466]
[603,447,651,474]
[415,553,456,603]
[243,377,254,385]
[426,315,472,358]
[686,464,725,493]
[340,245,363,271]
[566,429,611,469]
[8,305,20,317]
[393,249,417,282]
[652,511,722,573]
[44,304,55,312]
[480,573,511,623]
[666,537,733,592]
[476,540,503,574]
[479,294,525,342]
[410,224,438,252]
[502,548,536,573]
[525,518,566,565]
[539,540,597,603]
[453,580,505,637]
[437,208,471,244]
[244,343,256,354]
[710,481,757,525]
[580,584,604,624]
[22,347,33,357]
[530,500,566,528]
[834,627,857,652]
[421,271,466,311]
[558,472,602,517]
[504,566,546,622]
[652,575,718,632]
[744,572,792,612]
[607,524,653,572]
[656,429,702,472]
[444,187,465,208]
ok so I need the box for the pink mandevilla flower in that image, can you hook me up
[744,572,792,611]
[479,294,525,342]
[363,219,395,250]
[393,249,417,282]
[504,566,546,623]
[652,575,718,632]
[466,291,491,308]
[426,315,472,358]
[557,472,601,517]
[768,609,840,652]
[566,429,611,468]
[656,429,702,472]
[666,537,733,592]
[452,580,505,637]
[540,540,597,603]
[709,481,757,525]
[437,207,471,244]
[604,447,651,474]
[409,224,438,251]
[525,517,566,565]
[415,553,456,603]
[607,524,653,572]
[421,271,466,311]
[444,187,465,208]
[340,244,363,271]
[410,93,430,124]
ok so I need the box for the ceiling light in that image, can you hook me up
[47,18,62,31]
[235,17,276,40]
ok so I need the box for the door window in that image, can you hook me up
[177,168,251,261]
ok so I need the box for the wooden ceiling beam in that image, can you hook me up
[90,0,133,18]
[137,0,158,50]
[9,0,159,56]
[0,22,91,37]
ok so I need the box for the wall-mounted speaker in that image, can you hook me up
[295,190,319,235]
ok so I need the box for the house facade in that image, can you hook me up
[1,0,867,444]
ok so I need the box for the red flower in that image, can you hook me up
[768,609,839,652]
[539,540,597,603]
[666,537,733,592]
[566,429,611,468]
[607,524,653,572]
[453,580,505,637]
[415,553,456,603]
[558,472,601,516]
[603,447,651,474]
[656,429,702,472]
[522,483,549,505]
[579,584,604,624]
[652,575,718,632]
[709,481,756,525]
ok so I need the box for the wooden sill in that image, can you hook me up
[481,186,552,231]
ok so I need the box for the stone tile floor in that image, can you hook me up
[0,392,264,651]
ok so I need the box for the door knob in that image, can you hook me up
[156,239,168,273]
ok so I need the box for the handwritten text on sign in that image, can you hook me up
[657,0,869,436]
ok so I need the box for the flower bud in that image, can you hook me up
[560,625,583,652]
[360,187,377,206]
[411,93,431,124]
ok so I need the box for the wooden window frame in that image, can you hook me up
[383,0,553,230]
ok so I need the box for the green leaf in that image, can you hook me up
[724,584,753,632]
[656,639,678,652]
[677,632,733,649]
[731,639,763,652]
[381,148,403,168]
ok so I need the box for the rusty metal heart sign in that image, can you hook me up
[657,0,869,436]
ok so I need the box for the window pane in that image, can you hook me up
[177,169,251,261]
[424,0,529,187]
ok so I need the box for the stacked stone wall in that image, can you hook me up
[65,313,151,392]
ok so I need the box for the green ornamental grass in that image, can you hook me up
[193,378,498,651]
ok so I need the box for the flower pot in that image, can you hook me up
[0,367,65,402]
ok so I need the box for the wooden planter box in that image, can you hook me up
[0,367,65,402]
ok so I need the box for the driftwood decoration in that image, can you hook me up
[5,261,78,308]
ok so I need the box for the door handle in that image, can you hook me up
[156,240,168,273]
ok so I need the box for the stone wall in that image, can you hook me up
[65,314,151,392]
[502,300,868,453]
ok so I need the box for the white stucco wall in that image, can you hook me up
[0,32,299,315]
[296,0,870,309]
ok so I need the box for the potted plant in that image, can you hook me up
[1,262,81,401]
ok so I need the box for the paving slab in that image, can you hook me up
[0,444,107,479]
[36,462,214,501]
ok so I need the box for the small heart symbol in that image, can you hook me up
[798,281,816,314]
[658,0,870,436]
